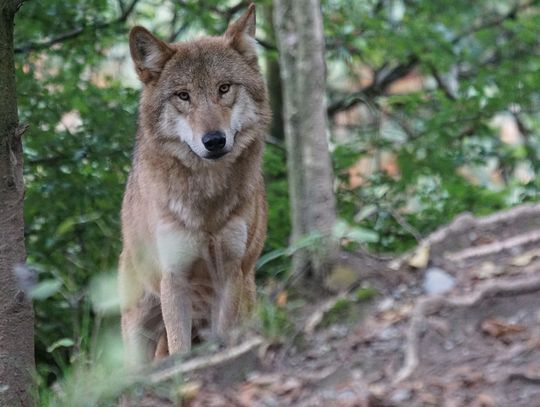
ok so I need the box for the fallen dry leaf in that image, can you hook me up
[473,261,505,280]
[379,302,413,323]
[481,318,527,340]
[191,390,231,407]
[348,326,377,349]
[511,248,540,267]
[176,380,202,404]
[471,393,496,407]
[235,382,263,407]
[276,290,288,307]
[269,377,302,396]
[247,373,282,387]
[408,244,430,269]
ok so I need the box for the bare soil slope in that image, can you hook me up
[125,203,540,407]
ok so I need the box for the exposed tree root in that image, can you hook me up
[426,203,540,251]
[148,336,265,384]
[504,371,540,385]
[391,203,540,270]
[393,275,540,384]
[303,292,352,336]
[446,229,540,263]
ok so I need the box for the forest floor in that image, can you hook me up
[124,203,540,407]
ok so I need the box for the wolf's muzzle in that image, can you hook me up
[202,131,226,152]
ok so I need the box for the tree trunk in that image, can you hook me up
[273,0,337,282]
[0,1,35,406]
[261,3,284,141]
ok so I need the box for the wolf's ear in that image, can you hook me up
[224,3,257,65]
[129,26,174,84]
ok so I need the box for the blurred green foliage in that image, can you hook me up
[325,0,540,251]
[13,0,540,396]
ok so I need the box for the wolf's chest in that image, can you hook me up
[167,194,240,230]
[154,216,248,276]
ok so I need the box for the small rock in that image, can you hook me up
[329,325,348,339]
[423,267,456,295]
[443,340,455,350]
[392,284,408,300]
[377,297,394,312]
[325,265,359,292]
[390,388,412,403]
[379,326,399,341]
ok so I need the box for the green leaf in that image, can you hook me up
[47,338,75,353]
[345,226,379,243]
[55,217,76,236]
[256,248,288,270]
[30,279,62,300]
[354,204,377,222]
[333,220,379,243]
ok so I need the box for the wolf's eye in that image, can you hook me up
[177,91,190,101]
[219,84,231,95]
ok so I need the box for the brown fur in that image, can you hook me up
[119,4,270,364]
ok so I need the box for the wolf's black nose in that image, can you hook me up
[202,131,226,152]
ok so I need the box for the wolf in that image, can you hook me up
[118,3,270,364]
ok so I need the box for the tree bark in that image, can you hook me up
[0,1,35,406]
[262,3,284,141]
[273,0,337,282]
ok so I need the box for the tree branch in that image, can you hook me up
[117,0,126,14]
[383,108,417,140]
[202,0,249,21]
[327,55,418,116]
[511,110,540,171]
[14,0,140,54]
[327,1,539,117]
[451,0,540,45]
[427,63,457,101]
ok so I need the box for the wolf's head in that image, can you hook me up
[129,4,270,166]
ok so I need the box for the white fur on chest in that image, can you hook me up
[155,217,248,275]
[156,222,203,274]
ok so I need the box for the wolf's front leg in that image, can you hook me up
[156,224,201,354]
[214,265,244,336]
[119,253,165,365]
[160,272,192,354]
[210,217,251,336]
[121,294,164,365]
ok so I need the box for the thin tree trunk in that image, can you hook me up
[0,1,35,406]
[262,3,284,141]
[273,0,337,282]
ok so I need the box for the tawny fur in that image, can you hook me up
[119,4,270,364]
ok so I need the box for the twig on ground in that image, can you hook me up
[303,292,352,336]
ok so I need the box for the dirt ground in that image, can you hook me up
[125,203,540,407]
